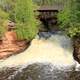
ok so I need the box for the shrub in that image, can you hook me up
[58,0,80,38]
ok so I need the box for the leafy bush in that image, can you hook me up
[58,0,80,38]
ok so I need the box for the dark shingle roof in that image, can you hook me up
[37,3,64,11]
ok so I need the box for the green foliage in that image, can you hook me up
[0,0,15,12]
[0,8,9,37]
[0,0,15,37]
[0,0,15,21]
[0,0,39,40]
[67,23,80,38]
[58,0,71,28]
[14,0,39,40]
[58,0,80,38]
[0,8,9,21]
[33,0,65,6]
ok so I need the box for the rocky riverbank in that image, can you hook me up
[0,63,80,80]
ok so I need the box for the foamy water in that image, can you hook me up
[0,33,76,68]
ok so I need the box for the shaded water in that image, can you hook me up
[0,32,80,80]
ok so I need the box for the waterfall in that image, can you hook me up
[0,32,75,67]
[0,32,79,80]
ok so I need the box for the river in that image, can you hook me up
[0,32,80,80]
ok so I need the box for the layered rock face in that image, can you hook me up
[0,31,27,59]
[0,21,28,59]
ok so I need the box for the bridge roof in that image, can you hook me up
[37,4,64,11]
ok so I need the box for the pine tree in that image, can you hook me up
[58,0,80,38]
[14,0,39,40]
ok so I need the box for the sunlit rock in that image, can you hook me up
[0,21,27,59]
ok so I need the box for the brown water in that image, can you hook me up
[0,33,75,68]
[0,32,79,80]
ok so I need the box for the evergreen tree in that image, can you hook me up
[0,8,9,37]
[14,0,39,40]
[58,0,80,38]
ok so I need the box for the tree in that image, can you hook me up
[0,0,39,40]
[14,0,39,40]
[0,0,15,12]
[58,0,80,38]
[0,8,9,37]
[0,0,15,37]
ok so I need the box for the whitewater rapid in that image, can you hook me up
[0,32,76,69]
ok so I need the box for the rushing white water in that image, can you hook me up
[0,32,76,69]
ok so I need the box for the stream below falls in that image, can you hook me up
[0,32,80,80]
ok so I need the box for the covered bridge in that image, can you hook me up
[36,3,64,32]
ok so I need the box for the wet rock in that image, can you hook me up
[73,37,80,63]
[0,63,80,80]
[0,67,18,80]
[38,32,51,39]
